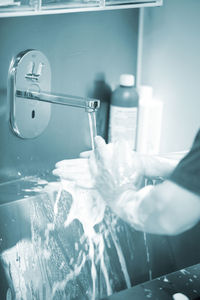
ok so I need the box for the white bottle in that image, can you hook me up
[136,85,163,155]
[108,74,139,150]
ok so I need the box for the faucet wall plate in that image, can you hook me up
[9,49,51,139]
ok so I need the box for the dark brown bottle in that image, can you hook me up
[87,73,111,142]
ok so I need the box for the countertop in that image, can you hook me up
[102,263,200,300]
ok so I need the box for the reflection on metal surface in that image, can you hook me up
[9,49,100,139]
[0,177,138,299]
[0,0,162,18]
[8,49,52,139]
[16,90,100,112]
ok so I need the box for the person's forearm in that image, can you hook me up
[139,155,179,179]
[139,150,189,179]
[109,180,200,236]
[160,150,189,161]
[110,185,174,235]
[109,185,163,233]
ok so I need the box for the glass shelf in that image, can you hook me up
[0,0,162,17]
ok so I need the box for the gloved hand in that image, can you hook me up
[52,137,145,228]
[53,158,95,189]
[52,157,105,227]
[53,136,144,210]
[89,136,144,206]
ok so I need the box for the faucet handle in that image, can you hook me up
[25,62,43,81]
[36,62,43,77]
[27,61,35,75]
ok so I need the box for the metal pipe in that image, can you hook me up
[16,90,100,112]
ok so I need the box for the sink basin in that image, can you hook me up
[102,263,200,299]
[1,176,200,300]
[0,176,147,300]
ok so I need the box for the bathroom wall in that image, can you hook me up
[0,9,139,181]
[141,0,200,153]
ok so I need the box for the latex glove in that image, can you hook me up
[89,136,144,205]
[52,159,105,228]
[53,158,95,189]
[79,150,93,158]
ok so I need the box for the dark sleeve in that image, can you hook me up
[169,130,200,196]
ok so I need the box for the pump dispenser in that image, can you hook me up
[108,74,139,150]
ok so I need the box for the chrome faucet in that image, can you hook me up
[16,90,100,112]
[8,49,100,139]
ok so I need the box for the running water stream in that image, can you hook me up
[0,111,150,299]
[88,111,97,150]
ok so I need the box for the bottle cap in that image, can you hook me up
[120,74,135,87]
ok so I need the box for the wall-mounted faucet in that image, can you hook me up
[16,90,100,112]
[8,49,100,139]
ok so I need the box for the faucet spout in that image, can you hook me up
[16,90,100,112]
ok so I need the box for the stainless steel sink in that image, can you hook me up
[0,177,143,300]
[1,176,200,300]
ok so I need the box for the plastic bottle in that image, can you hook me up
[108,74,139,150]
[137,85,163,154]
[87,73,111,142]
